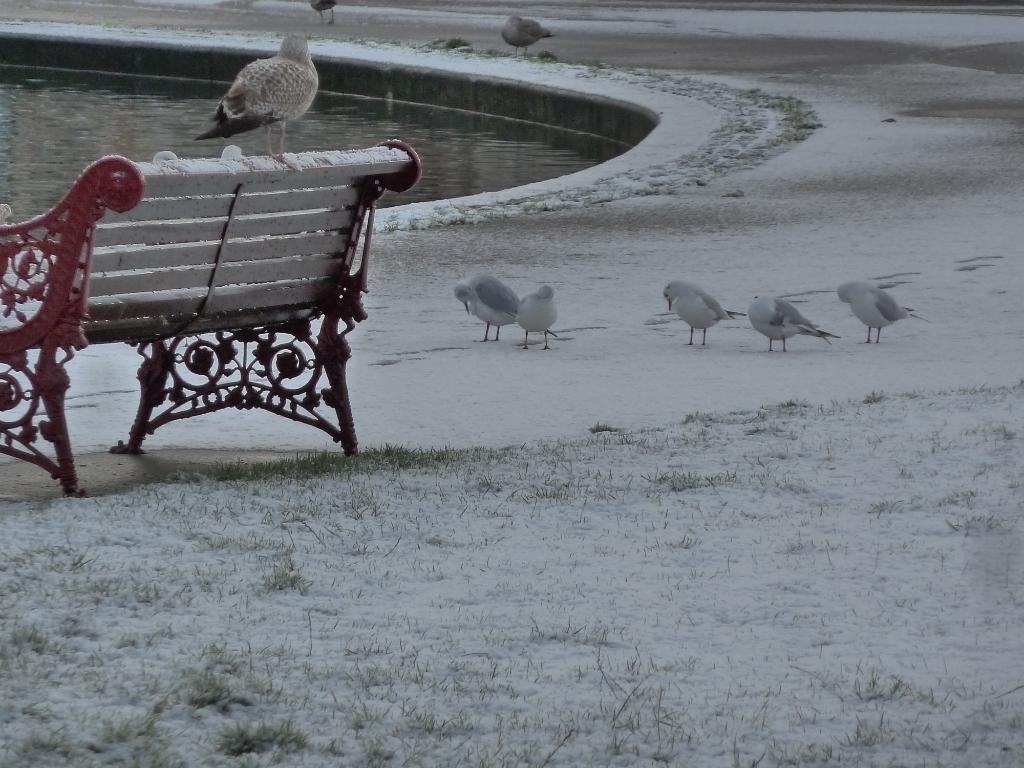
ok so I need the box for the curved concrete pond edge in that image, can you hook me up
[0,24,817,231]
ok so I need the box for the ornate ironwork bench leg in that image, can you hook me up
[1,342,84,496]
[110,308,362,457]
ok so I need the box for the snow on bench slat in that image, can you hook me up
[136,148,412,198]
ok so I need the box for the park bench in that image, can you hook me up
[0,141,421,495]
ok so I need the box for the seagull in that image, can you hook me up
[837,281,921,343]
[310,0,337,24]
[454,275,519,341]
[748,296,839,351]
[501,15,554,56]
[517,285,558,349]
[663,280,745,346]
[195,35,318,158]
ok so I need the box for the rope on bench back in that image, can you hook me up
[169,183,245,338]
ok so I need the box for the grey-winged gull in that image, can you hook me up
[501,15,554,57]
[195,35,318,157]
[837,281,921,343]
[748,296,839,351]
[454,275,519,341]
[664,280,745,346]
[311,0,337,24]
[517,285,558,349]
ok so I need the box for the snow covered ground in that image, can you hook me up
[1,3,1023,765]
[2,384,1022,766]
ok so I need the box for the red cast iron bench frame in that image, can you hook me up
[0,141,421,495]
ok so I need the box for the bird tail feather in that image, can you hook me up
[195,113,268,141]
[726,310,746,319]
[798,325,839,343]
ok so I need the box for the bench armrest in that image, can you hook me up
[0,156,144,355]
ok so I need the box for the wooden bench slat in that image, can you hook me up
[137,153,409,199]
[101,186,361,224]
[89,253,345,296]
[92,241,221,273]
[94,207,357,248]
[92,231,345,275]
[87,279,333,323]
[84,306,318,344]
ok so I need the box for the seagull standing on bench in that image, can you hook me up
[195,35,318,159]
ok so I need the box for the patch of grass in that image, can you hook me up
[854,670,911,702]
[15,731,75,760]
[863,390,885,404]
[867,498,903,516]
[186,671,251,711]
[534,51,559,63]
[757,93,822,141]
[217,721,307,757]
[262,553,312,594]
[642,469,737,492]
[205,444,498,482]
[589,422,622,434]
[430,37,472,50]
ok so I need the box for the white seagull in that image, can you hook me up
[195,35,318,158]
[748,296,839,351]
[454,275,520,342]
[837,281,921,343]
[501,15,554,56]
[663,280,745,346]
[517,285,558,349]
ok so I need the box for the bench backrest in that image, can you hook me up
[85,144,419,344]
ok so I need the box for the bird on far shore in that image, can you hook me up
[195,35,318,158]
[311,0,337,24]
[517,285,558,349]
[663,280,745,346]
[454,275,520,342]
[837,281,922,343]
[748,296,839,351]
[501,15,554,56]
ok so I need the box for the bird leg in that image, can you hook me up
[876,328,882,343]
[543,331,551,350]
[701,329,708,346]
[522,331,530,349]
[482,323,491,342]
[329,7,335,23]
[782,338,787,352]
[495,326,501,341]
[688,328,694,345]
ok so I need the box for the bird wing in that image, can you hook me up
[520,18,550,37]
[873,290,906,322]
[229,57,317,121]
[474,278,519,319]
[694,287,730,321]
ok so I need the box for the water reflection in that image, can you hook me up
[0,66,628,216]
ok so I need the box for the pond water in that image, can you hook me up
[0,66,629,217]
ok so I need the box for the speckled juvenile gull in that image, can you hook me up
[454,275,519,342]
[195,35,318,157]
[663,280,745,346]
[517,285,558,349]
[748,296,839,352]
[310,0,337,24]
[501,15,554,56]
[837,281,921,343]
